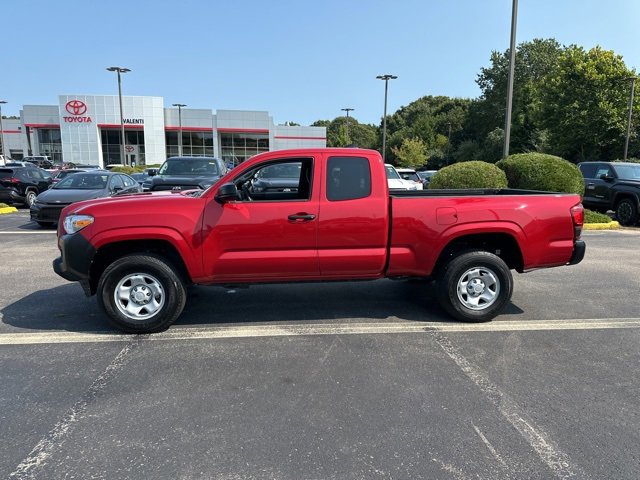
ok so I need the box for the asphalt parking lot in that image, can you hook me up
[1,210,639,479]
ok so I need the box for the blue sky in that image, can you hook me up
[3,0,639,125]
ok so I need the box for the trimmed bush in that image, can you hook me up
[428,161,508,189]
[109,165,145,174]
[584,209,612,223]
[496,153,584,196]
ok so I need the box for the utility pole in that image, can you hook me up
[624,76,637,161]
[172,103,187,156]
[106,66,131,165]
[503,0,518,158]
[376,74,397,162]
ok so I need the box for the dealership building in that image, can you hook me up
[0,95,326,167]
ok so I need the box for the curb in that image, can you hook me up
[583,221,620,230]
[0,206,18,215]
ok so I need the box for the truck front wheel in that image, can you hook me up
[97,254,187,333]
[615,198,638,226]
[436,251,513,323]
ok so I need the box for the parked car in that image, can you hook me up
[396,168,424,190]
[246,162,302,200]
[30,171,141,226]
[143,156,227,191]
[53,148,585,333]
[385,164,418,191]
[0,155,13,166]
[417,170,438,186]
[130,172,150,186]
[0,166,53,207]
[23,156,54,169]
[578,161,640,226]
[51,168,93,184]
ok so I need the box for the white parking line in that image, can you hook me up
[0,230,57,234]
[1,317,639,346]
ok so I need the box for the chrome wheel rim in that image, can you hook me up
[456,267,500,311]
[26,191,36,207]
[114,273,165,321]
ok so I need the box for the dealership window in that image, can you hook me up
[165,131,214,158]
[37,129,63,162]
[220,132,269,167]
[100,129,145,165]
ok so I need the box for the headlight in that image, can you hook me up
[63,214,94,234]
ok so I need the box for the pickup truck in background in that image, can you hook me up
[54,148,585,333]
[143,156,227,192]
[578,161,640,226]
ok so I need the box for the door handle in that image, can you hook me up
[288,213,316,222]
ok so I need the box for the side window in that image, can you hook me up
[326,156,371,201]
[579,164,597,179]
[234,158,313,202]
[110,175,124,191]
[595,166,612,179]
[28,169,44,180]
[121,175,136,188]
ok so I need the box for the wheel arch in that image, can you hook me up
[433,232,524,277]
[89,239,192,295]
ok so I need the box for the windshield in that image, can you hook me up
[159,158,219,176]
[613,164,640,180]
[385,165,401,180]
[257,163,301,179]
[54,173,108,190]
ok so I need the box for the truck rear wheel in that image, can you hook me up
[436,251,513,323]
[615,198,638,226]
[97,254,187,333]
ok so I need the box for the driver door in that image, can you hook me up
[201,157,319,281]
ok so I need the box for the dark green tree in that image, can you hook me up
[536,45,637,161]
[473,38,563,154]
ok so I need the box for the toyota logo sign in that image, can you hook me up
[65,100,88,115]
[125,145,134,152]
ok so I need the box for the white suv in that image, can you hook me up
[385,164,419,191]
[396,168,424,190]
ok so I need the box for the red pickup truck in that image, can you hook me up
[53,148,585,333]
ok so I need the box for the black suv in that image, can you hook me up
[578,161,640,225]
[0,166,53,207]
[143,156,227,192]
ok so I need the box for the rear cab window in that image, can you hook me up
[326,156,371,201]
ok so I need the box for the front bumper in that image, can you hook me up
[0,188,24,204]
[31,203,67,223]
[568,240,586,265]
[52,232,96,295]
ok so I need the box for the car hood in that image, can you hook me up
[36,188,104,204]
[149,174,221,188]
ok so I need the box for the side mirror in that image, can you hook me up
[603,174,614,182]
[148,170,157,177]
[112,186,124,194]
[215,183,240,204]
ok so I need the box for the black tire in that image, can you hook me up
[436,250,513,323]
[97,254,187,333]
[24,189,37,208]
[615,198,638,226]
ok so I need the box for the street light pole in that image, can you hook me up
[172,103,187,156]
[376,74,397,162]
[624,76,637,161]
[341,107,354,145]
[0,101,7,159]
[106,66,131,166]
[503,0,518,159]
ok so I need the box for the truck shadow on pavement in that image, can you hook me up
[2,280,524,333]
